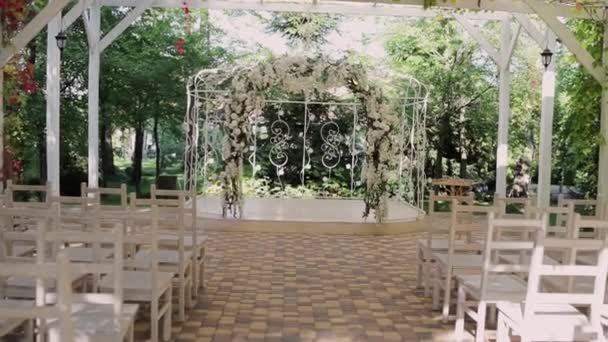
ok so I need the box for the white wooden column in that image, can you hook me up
[46,13,62,196]
[87,1,101,188]
[496,18,511,196]
[599,24,608,203]
[537,31,557,208]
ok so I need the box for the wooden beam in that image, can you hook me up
[495,17,512,197]
[537,30,557,208]
[99,0,154,52]
[62,0,87,31]
[524,0,605,84]
[513,13,545,47]
[88,1,101,188]
[506,23,521,68]
[0,0,72,67]
[599,24,608,204]
[46,12,62,196]
[82,6,94,47]
[102,0,597,20]
[453,14,501,67]
[99,0,511,20]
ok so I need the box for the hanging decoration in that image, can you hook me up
[176,0,191,54]
[1,0,40,104]
[188,56,400,222]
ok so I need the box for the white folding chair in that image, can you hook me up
[5,180,52,209]
[431,200,496,322]
[558,195,605,237]
[2,181,52,255]
[454,213,547,342]
[131,191,193,321]
[0,205,87,299]
[42,222,138,342]
[99,205,173,342]
[416,193,475,296]
[493,195,535,219]
[0,251,74,341]
[496,232,608,342]
[81,183,128,212]
[151,186,206,296]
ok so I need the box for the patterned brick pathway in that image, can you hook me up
[136,231,470,341]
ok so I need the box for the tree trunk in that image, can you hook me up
[434,150,443,179]
[153,113,161,179]
[132,121,145,194]
[100,119,115,186]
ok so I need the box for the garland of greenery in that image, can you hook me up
[212,56,398,222]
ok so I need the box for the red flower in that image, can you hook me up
[21,80,37,93]
[175,38,185,54]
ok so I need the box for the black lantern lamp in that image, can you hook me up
[55,31,67,52]
[541,47,553,70]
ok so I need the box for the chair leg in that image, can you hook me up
[423,258,432,297]
[25,319,34,342]
[496,311,509,342]
[475,301,487,342]
[178,279,186,322]
[455,283,466,340]
[442,269,452,322]
[186,272,193,309]
[151,298,159,342]
[163,286,173,342]
[128,321,135,342]
[416,245,423,289]
[199,247,205,291]
[192,253,200,298]
[432,269,440,311]
[488,304,497,326]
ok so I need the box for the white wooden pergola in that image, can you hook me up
[0,0,606,207]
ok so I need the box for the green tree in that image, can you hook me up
[554,19,604,196]
[385,17,497,186]
[265,12,340,48]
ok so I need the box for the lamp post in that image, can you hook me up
[541,48,553,70]
[55,31,67,52]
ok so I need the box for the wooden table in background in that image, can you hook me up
[431,178,478,196]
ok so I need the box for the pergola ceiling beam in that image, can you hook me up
[0,0,72,67]
[506,23,521,68]
[62,0,88,31]
[98,0,593,19]
[83,8,94,46]
[99,0,154,52]
[453,15,501,67]
[513,13,545,47]
[524,0,605,84]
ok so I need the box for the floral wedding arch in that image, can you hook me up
[183,56,428,223]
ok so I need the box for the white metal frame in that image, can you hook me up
[184,69,429,211]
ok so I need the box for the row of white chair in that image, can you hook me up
[419,193,608,342]
[0,182,207,342]
[0,208,139,341]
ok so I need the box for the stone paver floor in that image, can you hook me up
[135,231,472,341]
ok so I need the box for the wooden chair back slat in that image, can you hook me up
[480,213,547,300]
[522,228,608,324]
